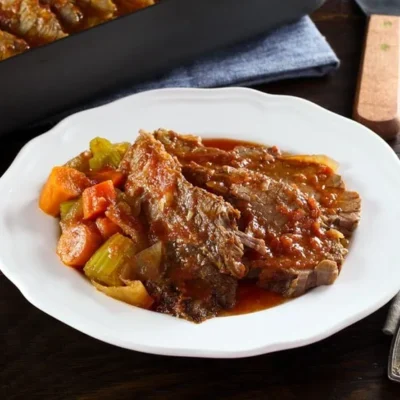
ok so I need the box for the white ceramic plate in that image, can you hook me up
[1,87,400,359]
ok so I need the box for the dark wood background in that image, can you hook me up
[2,1,400,398]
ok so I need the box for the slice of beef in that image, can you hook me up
[154,129,361,237]
[183,162,348,297]
[321,190,361,237]
[147,242,237,322]
[256,260,339,298]
[121,131,246,322]
[154,128,278,169]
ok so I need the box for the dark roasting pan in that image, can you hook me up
[0,0,325,136]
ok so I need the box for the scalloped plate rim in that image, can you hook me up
[0,87,399,358]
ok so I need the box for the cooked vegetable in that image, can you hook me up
[105,202,147,250]
[327,229,345,240]
[91,279,154,309]
[0,30,29,61]
[123,241,164,281]
[39,166,91,216]
[0,0,68,46]
[86,168,126,187]
[113,142,131,158]
[280,154,339,172]
[56,223,102,267]
[83,232,136,286]
[64,151,92,172]
[60,199,78,220]
[115,188,141,213]
[1,0,157,61]
[60,197,83,229]
[82,180,116,220]
[89,137,123,171]
[77,0,116,15]
[96,216,122,239]
[41,0,84,27]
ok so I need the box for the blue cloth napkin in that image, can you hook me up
[27,16,339,130]
[129,16,339,94]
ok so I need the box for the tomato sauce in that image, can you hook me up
[221,280,286,316]
[202,137,343,316]
[202,138,261,151]
[202,137,347,272]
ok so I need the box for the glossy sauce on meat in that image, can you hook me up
[203,138,348,271]
[204,139,288,315]
[202,138,260,151]
[155,129,360,304]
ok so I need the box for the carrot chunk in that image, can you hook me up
[56,223,102,268]
[39,166,91,216]
[82,180,116,220]
[96,217,122,239]
[86,168,126,188]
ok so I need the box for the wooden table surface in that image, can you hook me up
[2,1,400,398]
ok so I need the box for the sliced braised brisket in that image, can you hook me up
[154,129,361,297]
[183,162,347,296]
[153,129,278,169]
[121,131,249,322]
[154,129,361,237]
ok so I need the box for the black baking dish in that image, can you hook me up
[0,0,324,136]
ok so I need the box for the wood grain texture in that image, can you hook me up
[2,1,400,399]
[354,15,400,140]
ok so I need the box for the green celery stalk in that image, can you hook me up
[60,200,78,220]
[113,142,131,158]
[89,152,110,171]
[89,137,122,171]
[84,233,136,286]
[60,198,83,232]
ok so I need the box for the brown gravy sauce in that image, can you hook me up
[203,138,286,316]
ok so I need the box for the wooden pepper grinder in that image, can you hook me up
[353,15,400,140]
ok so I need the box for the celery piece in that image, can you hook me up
[60,199,78,221]
[65,198,83,221]
[106,147,122,167]
[90,137,113,154]
[89,137,122,171]
[89,152,110,171]
[113,142,131,158]
[60,198,83,230]
[84,233,136,286]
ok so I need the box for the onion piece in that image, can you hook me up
[91,279,154,309]
[281,154,339,172]
[121,241,164,281]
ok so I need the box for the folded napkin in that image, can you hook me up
[25,16,339,131]
[127,16,339,95]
